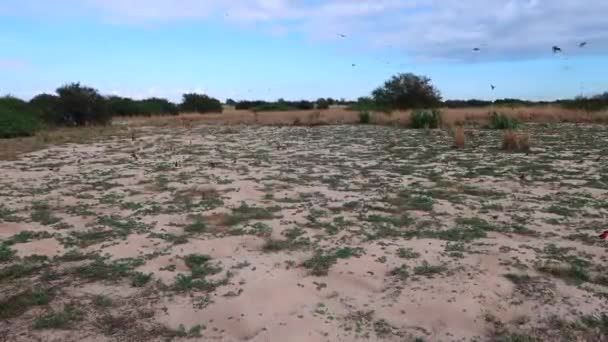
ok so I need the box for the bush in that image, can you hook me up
[489,112,519,130]
[56,83,111,126]
[372,73,442,110]
[0,96,41,138]
[29,94,61,124]
[293,100,314,110]
[443,99,492,108]
[180,93,222,114]
[410,109,442,129]
[137,98,178,116]
[251,103,293,112]
[358,111,371,124]
[316,98,330,110]
[106,96,139,117]
[559,95,608,112]
[349,97,390,113]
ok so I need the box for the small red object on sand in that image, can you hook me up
[599,231,608,240]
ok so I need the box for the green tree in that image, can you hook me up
[179,93,223,114]
[56,83,110,126]
[372,73,441,110]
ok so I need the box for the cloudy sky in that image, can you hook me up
[1,0,607,101]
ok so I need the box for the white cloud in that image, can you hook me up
[4,0,608,61]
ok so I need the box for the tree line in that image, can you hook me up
[1,76,607,138]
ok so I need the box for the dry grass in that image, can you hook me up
[451,126,466,148]
[0,125,128,160]
[502,130,531,152]
[116,106,608,128]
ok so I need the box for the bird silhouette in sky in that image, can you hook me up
[552,46,562,53]
[473,47,481,52]
[338,34,346,38]
[579,41,587,48]
[491,84,496,90]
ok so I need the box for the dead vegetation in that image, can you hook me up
[502,130,531,152]
[451,125,466,148]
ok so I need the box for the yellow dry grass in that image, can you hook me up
[451,126,466,148]
[116,105,608,128]
[0,125,128,160]
[502,130,531,152]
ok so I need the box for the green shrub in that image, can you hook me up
[0,96,41,138]
[316,98,330,110]
[106,96,140,117]
[559,94,608,112]
[29,94,62,125]
[488,112,519,129]
[56,83,111,126]
[358,111,371,124]
[348,96,390,113]
[251,103,293,112]
[137,98,178,116]
[180,93,222,114]
[372,73,442,110]
[410,109,441,128]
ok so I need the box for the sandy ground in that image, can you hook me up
[0,123,607,341]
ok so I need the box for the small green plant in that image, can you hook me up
[358,111,371,124]
[131,272,153,287]
[188,324,204,337]
[389,265,410,280]
[74,258,143,281]
[32,305,82,329]
[413,261,446,277]
[262,239,292,252]
[30,201,61,225]
[184,219,207,233]
[488,111,519,129]
[224,202,278,226]
[303,252,337,276]
[410,109,441,129]
[397,248,420,259]
[0,287,53,319]
[0,244,16,262]
[504,273,532,284]
[537,263,589,284]
[93,295,113,308]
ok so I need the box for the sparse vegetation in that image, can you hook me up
[358,111,371,124]
[32,305,82,329]
[502,131,530,152]
[410,109,442,129]
[489,112,519,130]
[451,125,466,148]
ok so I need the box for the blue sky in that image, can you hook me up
[1,0,607,102]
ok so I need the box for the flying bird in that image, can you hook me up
[552,46,562,53]
[579,41,587,48]
[473,47,481,52]
[338,34,346,38]
[599,231,608,240]
[491,84,496,90]
[352,63,356,67]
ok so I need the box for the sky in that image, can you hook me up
[1,0,607,102]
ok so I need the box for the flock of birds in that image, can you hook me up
[338,33,590,93]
